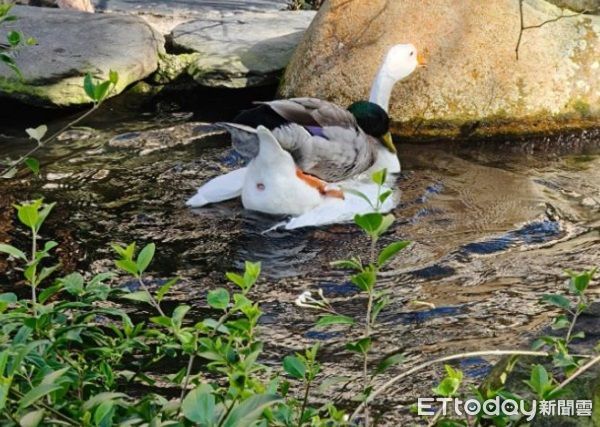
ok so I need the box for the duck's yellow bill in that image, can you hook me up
[381,132,397,153]
[417,52,427,68]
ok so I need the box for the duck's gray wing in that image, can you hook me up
[273,124,377,182]
[260,98,358,129]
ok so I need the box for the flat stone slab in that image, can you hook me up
[0,5,164,106]
[169,11,316,88]
[93,0,292,33]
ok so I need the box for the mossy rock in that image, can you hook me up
[0,5,164,107]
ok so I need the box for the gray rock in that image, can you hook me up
[92,0,293,34]
[0,5,164,107]
[169,11,316,88]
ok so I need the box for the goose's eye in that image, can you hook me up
[410,51,414,57]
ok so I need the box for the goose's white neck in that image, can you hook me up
[369,68,397,113]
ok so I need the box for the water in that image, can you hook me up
[1,89,599,424]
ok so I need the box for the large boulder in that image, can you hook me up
[279,0,600,140]
[169,11,316,88]
[0,5,164,107]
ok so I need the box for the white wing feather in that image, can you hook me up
[186,168,247,207]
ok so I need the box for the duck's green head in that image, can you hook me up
[347,101,395,153]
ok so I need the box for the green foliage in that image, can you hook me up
[432,365,463,398]
[0,201,348,426]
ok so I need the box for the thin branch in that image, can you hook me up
[0,104,100,177]
[515,0,588,60]
[554,354,600,393]
[349,349,550,422]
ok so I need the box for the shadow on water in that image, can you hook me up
[1,85,600,423]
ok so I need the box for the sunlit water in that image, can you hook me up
[1,90,599,424]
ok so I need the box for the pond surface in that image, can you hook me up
[1,88,600,424]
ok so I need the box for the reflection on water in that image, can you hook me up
[1,94,599,424]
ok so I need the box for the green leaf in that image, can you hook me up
[7,30,20,46]
[0,243,27,261]
[315,314,355,328]
[351,268,376,292]
[432,377,461,397]
[378,241,410,266]
[379,189,393,204]
[38,284,62,304]
[19,409,44,427]
[345,337,372,354]
[26,37,36,46]
[25,125,47,144]
[182,384,216,425]
[283,356,306,380]
[115,259,138,276]
[121,291,151,304]
[524,364,552,398]
[41,367,70,386]
[378,214,395,236]
[207,288,230,310]
[83,73,95,100]
[93,81,111,102]
[330,257,363,271]
[221,394,281,427]
[354,213,383,236]
[243,261,261,289]
[136,243,155,274]
[568,270,595,295]
[35,202,54,232]
[171,305,190,329]
[226,272,245,288]
[551,315,569,330]
[371,169,387,186]
[82,393,127,411]
[0,52,22,79]
[19,384,62,409]
[541,294,571,311]
[108,70,119,85]
[156,277,178,303]
[24,158,39,175]
[17,203,39,229]
[375,353,405,374]
[94,400,115,427]
[60,272,84,296]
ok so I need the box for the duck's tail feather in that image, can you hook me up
[186,167,248,207]
[215,122,259,159]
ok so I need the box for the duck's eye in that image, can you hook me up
[410,51,414,56]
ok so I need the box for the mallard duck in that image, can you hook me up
[187,44,424,210]
[221,43,425,183]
